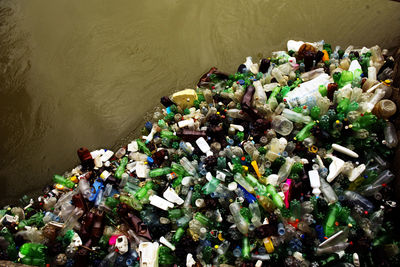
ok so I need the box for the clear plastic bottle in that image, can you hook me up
[384,122,398,148]
[271,115,294,136]
[282,109,312,124]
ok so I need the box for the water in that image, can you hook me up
[1,0,400,205]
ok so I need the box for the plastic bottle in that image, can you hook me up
[271,115,294,136]
[282,109,312,124]
[53,175,75,189]
[384,121,398,148]
[295,121,316,141]
[277,157,295,183]
[342,190,374,213]
[319,177,338,204]
[229,202,249,235]
[115,156,129,179]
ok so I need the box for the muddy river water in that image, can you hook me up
[1,0,400,204]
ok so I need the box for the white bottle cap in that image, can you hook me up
[195,198,205,208]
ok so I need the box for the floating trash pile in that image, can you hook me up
[0,40,399,267]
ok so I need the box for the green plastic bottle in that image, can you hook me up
[324,203,339,237]
[266,185,284,209]
[318,85,328,97]
[290,78,302,89]
[333,72,341,84]
[149,167,171,178]
[240,207,252,223]
[19,243,47,266]
[280,86,291,98]
[115,156,128,179]
[168,209,183,220]
[119,195,143,211]
[295,121,316,142]
[245,173,267,195]
[172,227,185,243]
[134,181,154,200]
[158,246,174,265]
[18,212,44,230]
[195,212,213,227]
[136,139,152,156]
[53,174,75,189]
[337,98,350,114]
[160,130,180,141]
[105,197,119,209]
[242,237,251,260]
[351,112,377,131]
[338,70,353,88]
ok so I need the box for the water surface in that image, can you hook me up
[1,0,400,204]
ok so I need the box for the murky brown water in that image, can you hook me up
[1,0,400,205]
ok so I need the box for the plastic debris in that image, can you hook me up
[0,40,400,267]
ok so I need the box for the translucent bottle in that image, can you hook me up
[234,173,255,194]
[277,157,295,183]
[272,67,287,85]
[343,190,374,213]
[384,122,398,148]
[79,178,91,199]
[180,157,197,176]
[115,147,126,159]
[319,177,338,204]
[253,80,267,106]
[128,152,148,162]
[243,141,258,159]
[282,109,312,124]
[271,116,294,136]
[315,242,349,255]
[229,202,249,235]
[217,240,231,255]
[359,170,395,196]
[249,202,262,228]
